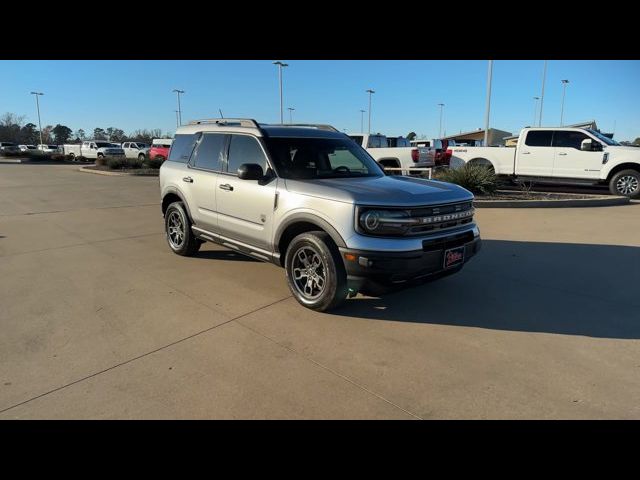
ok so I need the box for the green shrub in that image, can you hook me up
[106,157,143,170]
[144,157,164,169]
[434,163,498,195]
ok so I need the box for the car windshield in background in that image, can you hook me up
[95,142,112,148]
[264,137,384,180]
[586,129,620,146]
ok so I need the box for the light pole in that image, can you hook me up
[560,79,570,126]
[174,110,179,128]
[366,89,375,134]
[539,60,547,126]
[359,109,366,132]
[287,107,295,124]
[30,92,44,146]
[483,60,493,146]
[172,89,184,126]
[533,96,540,126]
[273,61,289,124]
[437,103,445,138]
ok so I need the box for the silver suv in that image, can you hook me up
[159,119,481,311]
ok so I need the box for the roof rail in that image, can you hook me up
[188,118,260,128]
[262,123,340,132]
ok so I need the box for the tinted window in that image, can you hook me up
[168,134,198,164]
[524,130,553,147]
[227,135,267,175]
[191,133,225,170]
[348,135,364,146]
[367,135,386,148]
[553,131,589,149]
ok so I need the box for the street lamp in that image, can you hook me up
[483,60,493,146]
[437,103,445,138]
[359,109,366,132]
[30,92,44,147]
[533,96,540,126]
[287,107,295,124]
[539,60,547,126]
[366,89,375,134]
[560,79,570,126]
[172,89,185,126]
[273,61,289,124]
[174,110,180,128]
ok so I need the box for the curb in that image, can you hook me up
[474,194,630,208]
[78,166,158,177]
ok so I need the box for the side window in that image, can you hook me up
[227,135,267,175]
[524,130,553,147]
[167,134,198,164]
[553,131,589,150]
[367,136,385,148]
[191,133,226,170]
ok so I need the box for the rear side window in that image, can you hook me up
[524,130,553,147]
[349,135,364,146]
[367,136,386,148]
[191,133,226,171]
[552,131,590,149]
[227,135,267,174]
[168,134,198,163]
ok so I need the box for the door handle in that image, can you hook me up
[521,151,531,154]
[219,183,234,191]
[182,176,193,183]
[558,152,567,156]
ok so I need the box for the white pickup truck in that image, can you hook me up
[121,141,150,161]
[348,133,435,175]
[62,141,125,162]
[449,127,640,198]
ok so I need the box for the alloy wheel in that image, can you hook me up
[167,211,185,248]
[616,175,639,195]
[291,246,326,300]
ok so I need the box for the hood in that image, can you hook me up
[607,145,640,153]
[284,175,473,206]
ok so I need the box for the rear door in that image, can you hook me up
[215,134,277,253]
[552,130,603,179]
[186,133,227,232]
[515,130,554,176]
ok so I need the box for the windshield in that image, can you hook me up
[264,137,384,179]
[95,142,112,148]
[586,129,619,146]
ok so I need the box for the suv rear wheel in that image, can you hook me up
[609,169,640,198]
[284,231,348,311]
[165,201,201,256]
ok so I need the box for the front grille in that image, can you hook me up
[405,201,474,236]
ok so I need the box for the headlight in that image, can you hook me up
[358,209,412,236]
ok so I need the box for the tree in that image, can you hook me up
[41,125,53,144]
[52,124,73,144]
[93,128,107,140]
[0,112,26,142]
[19,123,39,144]
[75,129,86,142]
[106,127,126,142]
[634,138,640,145]
[406,131,417,141]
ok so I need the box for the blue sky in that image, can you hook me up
[1,60,639,141]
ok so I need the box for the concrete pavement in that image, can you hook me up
[1,164,639,419]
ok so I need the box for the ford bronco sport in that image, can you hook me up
[159,119,481,311]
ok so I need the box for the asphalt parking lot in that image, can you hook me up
[1,163,639,419]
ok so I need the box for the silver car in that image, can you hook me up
[159,119,481,311]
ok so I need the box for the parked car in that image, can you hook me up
[449,126,640,198]
[122,141,150,161]
[61,141,125,162]
[0,141,17,155]
[37,144,61,153]
[2,144,22,156]
[159,118,481,311]
[18,144,37,152]
[348,133,435,176]
[149,139,173,161]
[410,139,452,167]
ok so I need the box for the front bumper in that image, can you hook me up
[339,227,481,291]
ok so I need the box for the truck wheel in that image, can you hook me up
[138,153,146,162]
[284,231,348,312]
[164,202,201,256]
[69,153,76,162]
[609,169,640,198]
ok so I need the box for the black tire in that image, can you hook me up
[138,153,146,162]
[284,231,348,312]
[164,201,201,256]
[609,169,640,199]
[69,153,76,162]
[97,153,104,159]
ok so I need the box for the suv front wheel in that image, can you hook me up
[609,169,640,198]
[165,201,201,256]
[284,231,348,311]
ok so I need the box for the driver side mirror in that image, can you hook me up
[238,163,264,180]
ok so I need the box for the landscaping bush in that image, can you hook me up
[144,157,164,169]
[434,163,498,195]
[106,157,143,170]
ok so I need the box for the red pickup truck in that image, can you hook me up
[149,138,173,161]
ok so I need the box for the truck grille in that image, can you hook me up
[405,201,474,236]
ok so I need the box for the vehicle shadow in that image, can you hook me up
[332,239,640,339]
[196,249,260,262]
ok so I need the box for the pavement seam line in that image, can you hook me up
[234,319,423,420]
[0,295,294,416]
[0,202,161,218]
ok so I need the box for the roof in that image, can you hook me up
[260,125,346,139]
[443,127,512,139]
[177,118,345,139]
